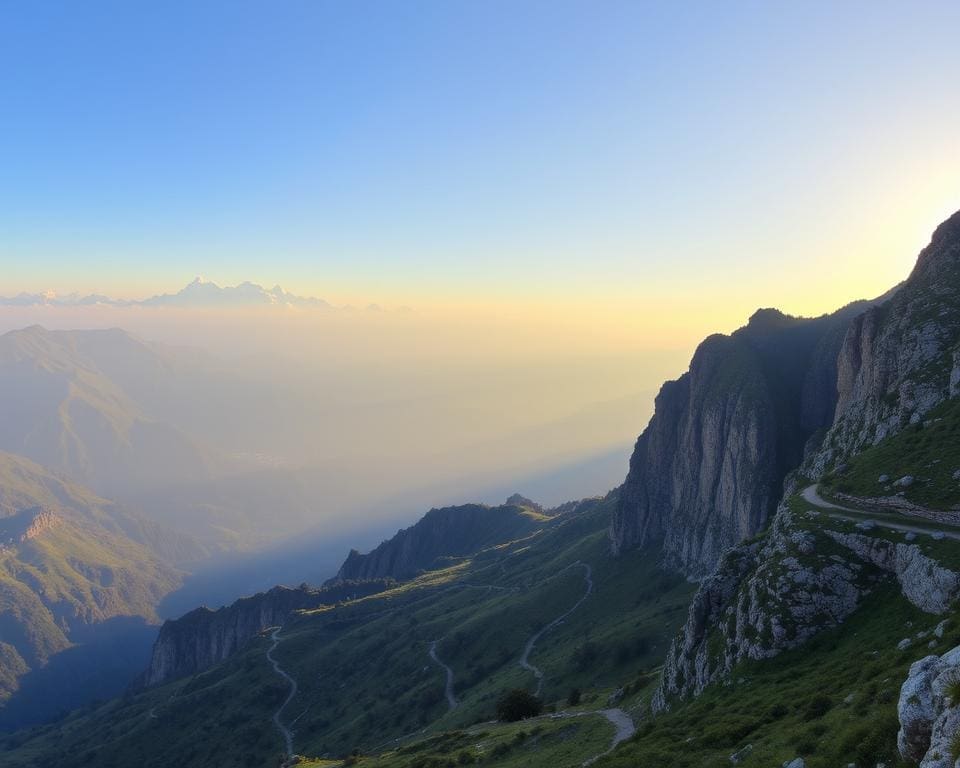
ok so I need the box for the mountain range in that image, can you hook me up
[0,278,331,309]
[1,210,960,767]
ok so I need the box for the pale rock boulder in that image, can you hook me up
[898,645,960,766]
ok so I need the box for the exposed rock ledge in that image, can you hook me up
[653,495,960,713]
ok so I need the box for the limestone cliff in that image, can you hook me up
[332,497,544,582]
[143,579,390,686]
[650,210,960,708]
[612,303,871,579]
[812,209,960,474]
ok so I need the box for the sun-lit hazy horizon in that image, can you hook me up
[3,2,959,335]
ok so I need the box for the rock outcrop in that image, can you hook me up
[812,209,960,474]
[612,304,873,579]
[638,210,960,710]
[897,644,960,766]
[332,498,544,582]
[0,506,58,547]
[653,492,960,712]
[144,580,391,686]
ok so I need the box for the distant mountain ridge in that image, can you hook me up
[0,277,330,309]
[331,496,550,582]
[0,325,213,502]
[0,451,188,728]
[143,579,393,687]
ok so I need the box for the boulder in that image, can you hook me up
[897,645,960,765]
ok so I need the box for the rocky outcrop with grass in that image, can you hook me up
[897,642,960,766]
[331,498,544,582]
[653,492,960,712]
[144,580,391,686]
[811,209,960,476]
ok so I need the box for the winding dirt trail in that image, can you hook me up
[519,561,593,696]
[802,485,960,541]
[266,627,298,757]
[542,706,635,765]
[428,640,458,711]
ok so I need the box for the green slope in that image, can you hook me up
[0,493,695,767]
[0,452,184,729]
[824,395,960,510]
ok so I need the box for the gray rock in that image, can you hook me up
[897,654,942,761]
[613,303,873,579]
[905,532,917,542]
[809,211,960,476]
[932,532,946,541]
[879,474,890,483]
[935,620,948,639]
[822,530,960,613]
[895,475,915,488]
[896,644,960,766]
[898,638,913,651]
[729,744,752,764]
[953,469,960,481]
[782,759,805,768]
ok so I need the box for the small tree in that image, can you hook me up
[567,688,581,706]
[496,689,543,722]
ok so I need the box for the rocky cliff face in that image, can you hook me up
[811,210,960,474]
[653,489,960,712]
[144,580,390,686]
[332,498,544,582]
[612,304,871,579]
[647,211,960,712]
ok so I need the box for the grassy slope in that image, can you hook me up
[0,494,695,767]
[592,489,960,768]
[824,396,960,510]
[594,585,948,768]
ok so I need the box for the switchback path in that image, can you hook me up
[428,640,458,711]
[582,708,636,765]
[520,561,593,697]
[541,706,635,765]
[266,627,298,757]
[802,485,960,541]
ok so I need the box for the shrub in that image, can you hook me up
[568,688,582,706]
[495,689,543,722]
[803,694,832,721]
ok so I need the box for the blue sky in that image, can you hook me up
[1,1,958,314]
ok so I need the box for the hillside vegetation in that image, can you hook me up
[0,493,694,766]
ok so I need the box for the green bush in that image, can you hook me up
[495,689,543,722]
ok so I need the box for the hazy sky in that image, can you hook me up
[2,1,959,332]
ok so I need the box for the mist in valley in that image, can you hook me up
[0,296,687,613]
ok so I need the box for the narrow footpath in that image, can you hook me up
[428,640,458,711]
[266,627,298,758]
[801,485,960,541]
[520,561,594,697]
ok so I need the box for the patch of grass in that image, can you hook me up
[834,396,960,510]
